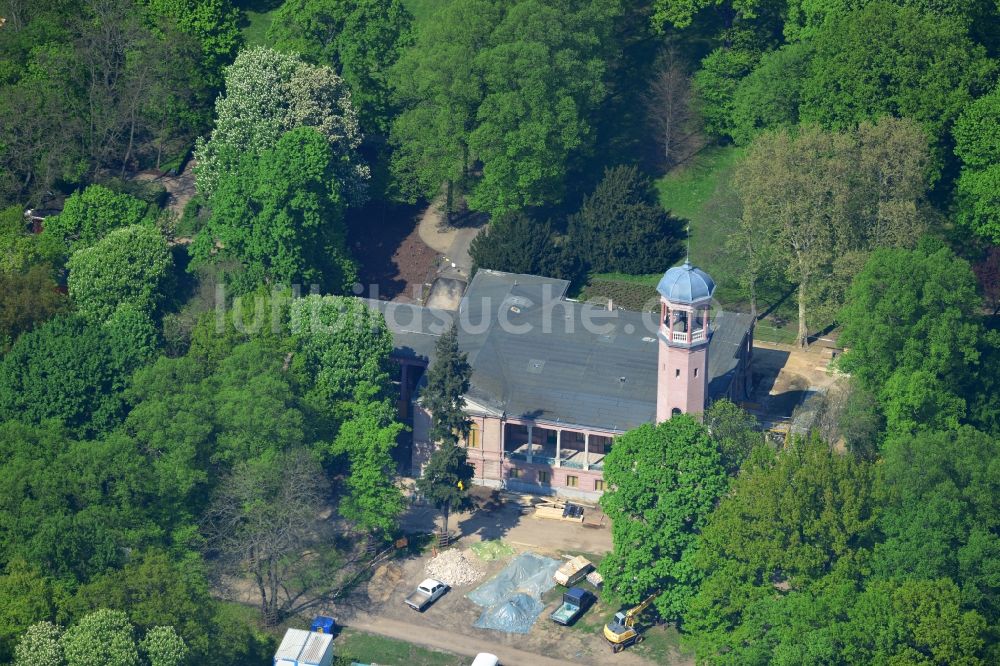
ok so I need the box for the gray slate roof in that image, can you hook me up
[365,270,753,433]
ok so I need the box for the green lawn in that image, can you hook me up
[334,629,464,666]
[656,145,745,307]
[239,5,281,47]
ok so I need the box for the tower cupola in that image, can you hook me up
[656,261,715,421]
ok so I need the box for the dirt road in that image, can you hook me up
[345,613,652,666]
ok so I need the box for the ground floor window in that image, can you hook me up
[565,475,578,488]
[508,467,521,479]
[594,479,605,491]
[538,470,550,484]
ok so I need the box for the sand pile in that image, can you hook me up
[426,548,486,586]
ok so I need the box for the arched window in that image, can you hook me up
[671,408,682,417]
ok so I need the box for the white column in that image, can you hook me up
[555,429,562,467]
[527,424,534,463]
[584,432,590,470]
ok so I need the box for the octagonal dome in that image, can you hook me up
[656,261,716,303]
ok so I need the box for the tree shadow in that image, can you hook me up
[456,489,521,542]
[346,201,423,300]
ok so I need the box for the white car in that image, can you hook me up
[404,577,449,611]
[471,654,500,666]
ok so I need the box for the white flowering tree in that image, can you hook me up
[13,613,187,666]
[194,46,368,202]
[13,622,63,666]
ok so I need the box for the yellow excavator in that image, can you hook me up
[603,594,657,653]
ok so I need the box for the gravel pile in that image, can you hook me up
[426,548,486,586]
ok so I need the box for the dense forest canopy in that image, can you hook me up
[0,0,997,663]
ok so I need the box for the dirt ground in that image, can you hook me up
[326,490,690,666]
[349,203,442,303]
[747,341,843,422]
[336,543,687,666]
[132,160,196,218]
[350,196,485,306]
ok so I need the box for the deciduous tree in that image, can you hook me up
[647,49,701,167]
[839,245,990,433]
[202,449,334,625]
[599,416,728,620]
[60,609,138,666]
[0,316,124,435]
[954,86,1000,244]
[193,126,356,291]
[41,186,151,257]
[268,0,412,135]
[67,225,172,324]
[194,46,367,201]
[13,621,63,666]
[685,435,878,662]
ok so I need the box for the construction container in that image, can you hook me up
[273,628,334,666]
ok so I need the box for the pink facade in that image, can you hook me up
[656,298,711,421]
[411,406,616,501]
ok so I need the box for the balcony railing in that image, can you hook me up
[670,329,706,343]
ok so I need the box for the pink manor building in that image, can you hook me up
[365,264,754,501]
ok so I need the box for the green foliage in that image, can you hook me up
[843,578,988,665]
[692,47,760,139]
[269,0,413,134]
[651,0,769,31]
[332,401,406,535]
[389,0,502,204]
[599,416,728,620]
[420,326,471,446]
[143,0,241,90]
[875,427,1000,622]
[568,165,683,274]
[66,551,213,662]
[954,86,1000,243]
[0,423,164,581]
[0,316,125,436]
[415,326,474,533]
[0,264,66,352]
[839,245,992,433]
[0,206,61,271]
[138,626,188,666]
[290,294,396,424]
[729,41,809,145]
[61,609,138,666]
[41,186,151,258]
[391,0,620,216]
[469,212,579,281]
[194,46,367,200]
[799,2,994,169]
[67,225,172,324]
[735,119,931,344]
[703,398,762,474]
[466,0,619,215]
[194,126,357,290]
[0,561,60,663]
[685,435,879,662]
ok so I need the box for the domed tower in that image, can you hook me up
[656,261,715,421]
